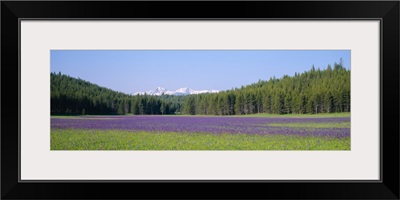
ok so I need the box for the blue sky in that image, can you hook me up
[51,50,350,94]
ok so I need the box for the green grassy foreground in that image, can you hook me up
[268,122,350,128]
[232,112,351,118]
[51,129,350,150]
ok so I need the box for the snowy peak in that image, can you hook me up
[134,87,171,96]
[151,87,168,95]
[133,87,220,96]
[174,87,194,95]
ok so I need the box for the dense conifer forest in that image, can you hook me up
[51,62,350,116]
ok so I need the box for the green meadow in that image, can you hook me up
[51,113,350,151]
[51,129,350,151]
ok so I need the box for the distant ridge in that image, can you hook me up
[133,87,220,96]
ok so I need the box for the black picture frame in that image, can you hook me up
[2,1,399,199]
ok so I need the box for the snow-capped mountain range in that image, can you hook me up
[133,87,220,96]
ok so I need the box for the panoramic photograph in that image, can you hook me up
[50,50,351,150]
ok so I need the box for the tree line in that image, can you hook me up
[182,63,350,115]
[51,72,182,115]
[51,62,350,116]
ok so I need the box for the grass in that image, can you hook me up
[233,112,351,118]
[51,112,351,119]
[51,115,83,119]
[268,122,351,128]
[51,115,120,119]
[51,129,350,150]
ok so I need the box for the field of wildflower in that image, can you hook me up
[51,113,350,150]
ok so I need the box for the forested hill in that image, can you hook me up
[51,72,183,115]
[51,63,350,116]
[183,63,350,115]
